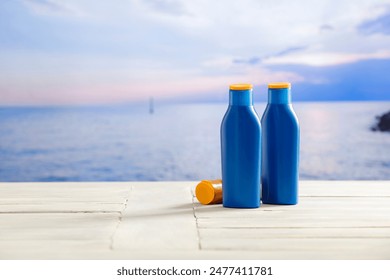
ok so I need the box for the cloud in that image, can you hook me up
[141,0,190,16]
[358,8,390,35]
[263,50,390,67]
[232,57,261,65]
[232,46,307,66]
[273,46,308,57]
[271,58,390,101]
[319,24,334,32]
[22,0,84,17]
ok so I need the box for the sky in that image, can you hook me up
[1,0,390,105]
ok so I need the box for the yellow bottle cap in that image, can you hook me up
[229,84,253,90]
[268,82,291,89]
[195,179,223,205]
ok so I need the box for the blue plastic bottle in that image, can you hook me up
[261,82,299,205]
[221,84,261,208]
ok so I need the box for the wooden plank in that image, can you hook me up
[0,182,131,203]
[299,181,390,196]
[193,197,390,218]
[0,240,112,259]
[0,203,124,213]
[200,237,390,257]
[197,217,390,228]
[199,227,390,239]
[0,182,131,212]
[0,213,120,241]
[0,182,131,189]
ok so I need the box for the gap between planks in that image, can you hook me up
[109,186,132,250]
[191,191,202,250]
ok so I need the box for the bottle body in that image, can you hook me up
[261,84,299,205]
[221,85,261,208]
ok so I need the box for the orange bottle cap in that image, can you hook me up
[268,82,291,89]
[229,84,253,90]
[195,180,223,205]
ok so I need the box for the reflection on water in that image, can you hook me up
[297,102,390,179]
[0,102,389,181]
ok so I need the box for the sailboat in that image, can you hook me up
[149,97,154,114]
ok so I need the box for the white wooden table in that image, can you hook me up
[0,181,389,259]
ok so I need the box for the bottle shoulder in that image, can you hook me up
[262,104,297,117]
[222,106,261,127]
[224,105,259,114]
[261,104,299,126]
[223,106,260,119]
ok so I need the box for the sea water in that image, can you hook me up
[0,102,389,181]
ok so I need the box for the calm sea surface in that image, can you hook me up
[0,102,389,181]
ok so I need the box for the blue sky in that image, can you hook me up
[1,0,390,105]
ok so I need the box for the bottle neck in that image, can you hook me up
[229,89,253,106]
[268,88,291,104]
